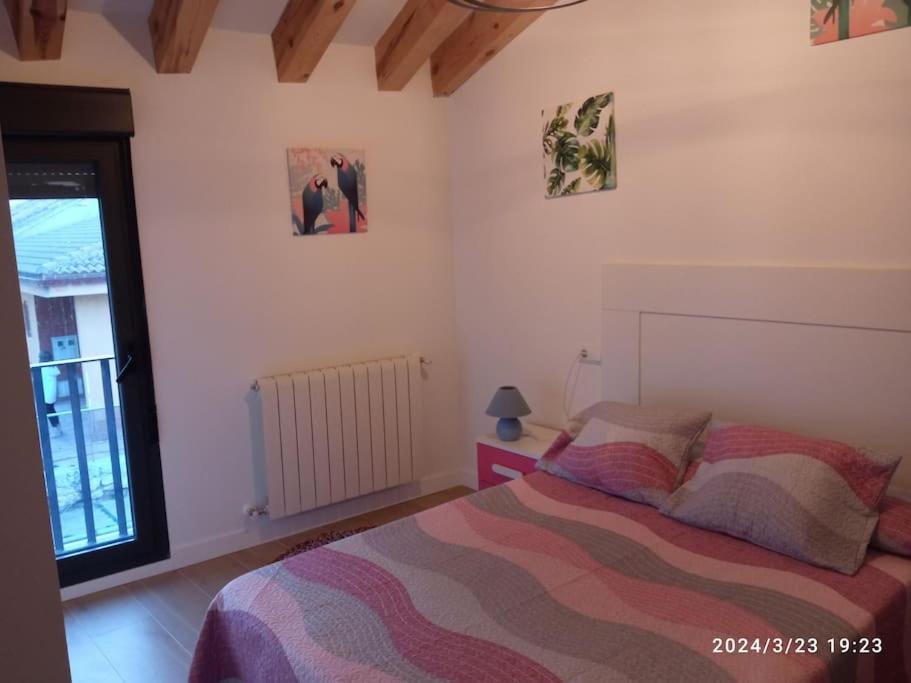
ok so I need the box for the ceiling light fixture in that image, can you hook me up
[447,0,590,12]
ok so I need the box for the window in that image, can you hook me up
[1,83,169,587]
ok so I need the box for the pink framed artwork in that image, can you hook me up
[287,148,368,236]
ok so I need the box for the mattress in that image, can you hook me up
[190,472,911,682]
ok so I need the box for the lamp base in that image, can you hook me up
[496,417,523,442]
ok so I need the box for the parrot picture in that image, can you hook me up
[301,174,328,235]
[330,153,365,233]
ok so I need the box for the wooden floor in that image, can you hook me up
[63,486,473,683]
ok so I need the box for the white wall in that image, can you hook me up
[0,10,464,597]
[448,0,911,463]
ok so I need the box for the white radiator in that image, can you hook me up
[256,354,424,519]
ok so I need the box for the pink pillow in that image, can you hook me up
[536,401,711,508]
[872,488,911,556]
[662,425,901,574]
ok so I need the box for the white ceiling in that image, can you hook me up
[70,0,408,46]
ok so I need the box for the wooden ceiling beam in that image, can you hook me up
[375,0,468,92]
[430,0,556,97]
[148,0,221,74]
[4,0,67,61]
[272,0,357,83]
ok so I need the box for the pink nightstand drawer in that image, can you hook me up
[475,425,560,491]
[477,443,538,488]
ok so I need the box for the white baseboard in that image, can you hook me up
[61,468,475,601]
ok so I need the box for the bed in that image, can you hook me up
[191,265,911,682]
[191,471,911,682]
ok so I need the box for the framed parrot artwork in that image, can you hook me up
[287,148,368,236]
[542,92,616,199]
[811,0,910,45]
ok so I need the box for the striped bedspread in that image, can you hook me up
[190,472,911,682]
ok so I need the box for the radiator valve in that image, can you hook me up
[243,503,268,518]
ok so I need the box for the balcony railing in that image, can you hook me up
[30,355,134,557]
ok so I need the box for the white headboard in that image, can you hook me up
[601,264,911,485]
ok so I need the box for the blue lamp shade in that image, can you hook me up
[485,386,531,442]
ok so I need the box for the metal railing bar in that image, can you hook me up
[100,359,128,537]
[30,367,64,554]
[43,405,110,420]
[29,354,115,370]
[66,364,96,545]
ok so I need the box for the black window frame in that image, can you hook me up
[1,83,169,587]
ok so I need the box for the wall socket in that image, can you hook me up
[578,344,601,365]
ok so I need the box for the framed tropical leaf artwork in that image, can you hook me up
[811,0,910,45]
[287,148,367,236]
[542,92,616,199]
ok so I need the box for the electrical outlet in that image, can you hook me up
[579,343,601,365]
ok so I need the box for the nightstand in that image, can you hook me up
[476,424,561,490]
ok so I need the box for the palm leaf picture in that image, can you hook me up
[542,92,616,199]
[547,168,566,196]
[552,132,580,172]
[574,94,612,137]
[561,179,582,196]
[580,140,612,190]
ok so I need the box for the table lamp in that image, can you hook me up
[486,386,531,442]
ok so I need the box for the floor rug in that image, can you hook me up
[275,526,376,562]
